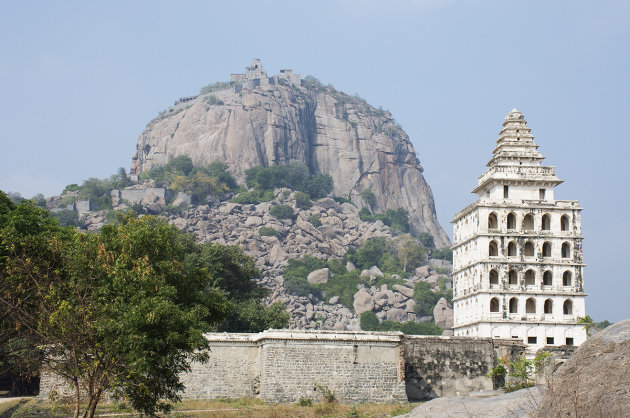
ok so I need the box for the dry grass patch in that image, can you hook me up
[6,398,418,417]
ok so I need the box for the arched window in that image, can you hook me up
[509,298,518,313]
[563,271,572,286]
[522,214,534,231]
[543,270,552,286]
[544,299,553,314]
[563,299,573,315]
[489,240,498,257]
[562,242,571,258]
[526,298,536,314]
[507,213,516,230]
[509,269,518,285]
[489,269,499,285]
[488,212,498,230]
[490,298,500,313]
[561,215,570,232]
[525,269,535,286]
[542,242,551,257]
[542,214,551,231]
[524,241,534,257]
[507,241,517,256]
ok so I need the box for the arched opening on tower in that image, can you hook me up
[525,298,536,314]
[561,242,571,258]
[524,269,535,286]
[489,241,498,257]
[522,214,534,231]
[542,214,551,231]
[488,212,498,230]
[489,269,499,285]
[508,269,518,285]
[507,213,516,230]
[507,241,517,257]
[490,298,500,313]
[563,271,572,286]
[524,241,534,257]
[544,299,553,314]
[563,300,573,315]
[543,270,552,286]
[509,298,518,313]
[561,215,570,232]
[542,242,551,258]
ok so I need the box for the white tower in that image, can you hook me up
[451,109,587,351]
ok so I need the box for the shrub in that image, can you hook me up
[359,207,374,222]
[199,81,230,95]
[432,247,453,261]
[51,209,83,228]
[270,204,294,220]
[294,191,312,208]
[297,398,313,407]
[309,214,322,227]
[231,190,262,204]
[301,174,333,199]
[414,282,441,318]
[417,232,435,249]
[258,227,279,237]
[360,189,376,208]
[360,311,380,331]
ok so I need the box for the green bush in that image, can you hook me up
[244,163,333,200]
[432,247,453,261]
[270,204,294,220]
[199,81,231,95]
[359,311,442,335]
[309,214,322,227]
[231,190,262,204]
[258,227,279,237]
[51,209,83,228]
[359,207,374,222]
[294,191,312,208]
[417,232,435,249]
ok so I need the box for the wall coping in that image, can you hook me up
[204,329,404,344]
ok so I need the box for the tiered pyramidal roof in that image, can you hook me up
[473,109,562,195]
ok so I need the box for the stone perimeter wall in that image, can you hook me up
[40,330,526,403]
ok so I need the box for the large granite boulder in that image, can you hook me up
[536,318,630,417]
[307,268,330,284]
[433,297,454,329]
[353,289,374,314]
[129,79,449,246]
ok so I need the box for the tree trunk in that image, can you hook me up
[86,388,102,418]
[73,380,81,418]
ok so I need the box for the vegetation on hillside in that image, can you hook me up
[140,156,238,204]
[231,162,333,205]
[359,311,442,335]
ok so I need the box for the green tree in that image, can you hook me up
[360,189,376,211]
[417,232,435,249]
[0,204,230,417]
[360,311,380,331]
[270,204,295,220]
[394,234,427,272]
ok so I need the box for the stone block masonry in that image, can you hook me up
[40,330,516,404]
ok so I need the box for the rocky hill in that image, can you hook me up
[73,185,453,332]
[129,61,449,247]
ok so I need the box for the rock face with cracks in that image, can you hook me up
[535,318,630,417]
[129,81,449,247]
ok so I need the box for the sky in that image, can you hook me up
[0,1,628,323]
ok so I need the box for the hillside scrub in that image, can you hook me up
[233,162,334,204]
[359,207,410,235]
[140,157,238,204]
[61,167,133,210]
[359,311,442,335]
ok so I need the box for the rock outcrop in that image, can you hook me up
[129,71,449,246]
[536,318,630,417]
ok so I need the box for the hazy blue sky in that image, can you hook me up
[1,1,628,322]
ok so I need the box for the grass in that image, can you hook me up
[7,398,419,417]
